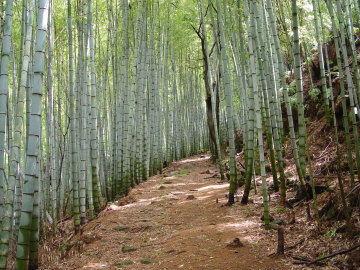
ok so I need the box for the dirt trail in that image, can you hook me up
[41,155,288,270]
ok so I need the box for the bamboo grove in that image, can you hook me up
[0,0,357,269]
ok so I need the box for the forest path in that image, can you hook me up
[42,154,288,270]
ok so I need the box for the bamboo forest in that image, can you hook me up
[0,0,359,269]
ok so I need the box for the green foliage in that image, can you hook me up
[160,0,200,58]
[316,253,329,259]
[308,88,321,101]
[286,80,299,107]
[331,71,339,77]
[326,207,337,219]
[288,81,297,96]
[325,229,336,238]
[276,207,288,214]
[59,243,68,252]
[310,46,318,54]
[289,95,298,107]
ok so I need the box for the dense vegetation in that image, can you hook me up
[0,0,358,268]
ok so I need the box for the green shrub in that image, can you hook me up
[288,80,296,96]
[309,88,321,101]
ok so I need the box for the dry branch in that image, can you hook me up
[293,244,360,265]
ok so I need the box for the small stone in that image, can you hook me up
[159,186,166,190]
[186,195,196,200]
[273,219,286,225]
[226,238,244,248]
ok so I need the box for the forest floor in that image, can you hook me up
[40,152,360,270]
[40,154,293,270]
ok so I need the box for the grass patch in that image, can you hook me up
[175,169,191,177]
[122,246,137,253]
[276,207,288,214]
[325,229,336,238]
[140,258,154,264]
[243,207,255,217]
[113,225,129,231]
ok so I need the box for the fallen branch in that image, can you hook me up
[285,238,304,251]
[346,183,360,198]
[293,244,360,265]
[306,244,360,265]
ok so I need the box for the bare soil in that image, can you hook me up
[40,155,289,270]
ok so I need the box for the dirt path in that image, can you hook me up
[41,155,289,270]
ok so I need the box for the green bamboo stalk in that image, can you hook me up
[0,0,13,225]
[67,0,80,233]
[15,0,49,268]
[292,0,307,178]
[0,0,35,266]
[312,0,330,126]
[215,0,237,205]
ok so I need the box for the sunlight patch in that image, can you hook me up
[178,157,208,163]
[217,220,259,231]
[83,263,108,268]
[243,234,262,244]
[197,183,229,191]
[107,197,158,211]
[122,198,157,209]
[196,195,211,200]
[165,183,186,186]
